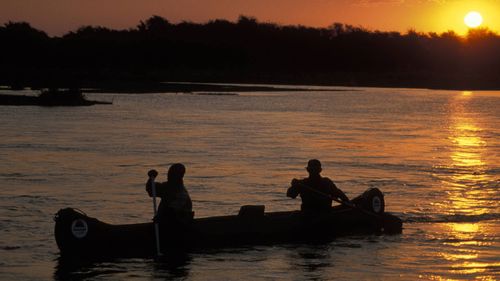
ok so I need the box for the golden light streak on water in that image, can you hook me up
[442,252,478,261]
[441,91,492,214]
[451,261,500,275]
[431,92,499,280]
[449,222,479,238]
[450,151,484,167]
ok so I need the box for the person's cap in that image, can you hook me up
[306,159,322,169]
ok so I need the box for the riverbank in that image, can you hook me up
[1,82,351,95]
[3,79,498,96]
[4,70,500,93]
[0,89,112,106]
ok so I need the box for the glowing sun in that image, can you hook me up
[464,11,483,28]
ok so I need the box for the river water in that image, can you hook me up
[0,85,498,280]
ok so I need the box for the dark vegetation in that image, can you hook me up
[1,16,500,90]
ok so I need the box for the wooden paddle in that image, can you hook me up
[150,176,161,257]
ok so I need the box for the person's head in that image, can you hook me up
[167,163,186,182]
[306,159,322,176]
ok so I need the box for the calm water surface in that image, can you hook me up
[0,86,499,280]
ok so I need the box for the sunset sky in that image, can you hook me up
[1,0,499,36]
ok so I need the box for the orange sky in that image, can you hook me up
[1,0,499,36]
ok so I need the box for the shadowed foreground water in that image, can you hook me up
[0,86,499,280]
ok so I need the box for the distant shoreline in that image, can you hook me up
[62,80,500,93]
[0,88,112,106]
[1,82,353,94]
[83,82,347,93]
[5,70,500,93]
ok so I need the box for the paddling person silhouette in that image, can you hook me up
[146,163,193,226]
[287,159,349,212]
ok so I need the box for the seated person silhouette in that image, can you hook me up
[287,159,349,212]
[146,163,193,226]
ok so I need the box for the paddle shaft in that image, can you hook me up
[150,177,161,257]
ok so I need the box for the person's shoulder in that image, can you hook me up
[321,177,336,186]
[321,176,333,183]
[156,181,169,187]
[295,177,307,183]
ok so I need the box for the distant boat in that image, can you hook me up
[0,88,112,106]
[54,188,403,258]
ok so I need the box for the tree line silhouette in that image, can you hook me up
[1,16,499,90]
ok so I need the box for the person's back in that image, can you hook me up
[146,163,193,224]
[294,176,337,212]
[287,159,349,212]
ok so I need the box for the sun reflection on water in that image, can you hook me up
[435,222,500,279]
[431,91,499,280]
[440,91,494,214]
[449,223,479,239]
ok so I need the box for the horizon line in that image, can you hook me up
[2,15,498,38]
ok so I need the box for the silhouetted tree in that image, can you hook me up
[1,16,499,89]
[138,15,171,34]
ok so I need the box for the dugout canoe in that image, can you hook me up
[54,188,402,258]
